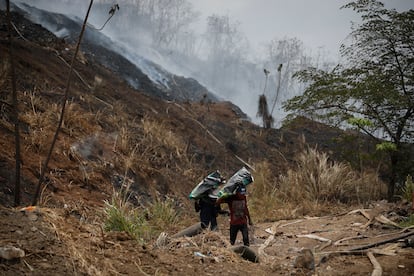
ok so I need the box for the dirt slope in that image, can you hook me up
[1,202,413,275]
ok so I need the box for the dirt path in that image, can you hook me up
[1,202,413,275]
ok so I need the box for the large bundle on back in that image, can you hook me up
[189,171,224,200]
[217,167,253,199]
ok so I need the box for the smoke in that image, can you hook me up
[12,0,335,127]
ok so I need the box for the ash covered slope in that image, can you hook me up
[0,5,260,207]
[9,1,238,107]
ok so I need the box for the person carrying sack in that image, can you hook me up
[194,193,222,230]
[216,185,253,246]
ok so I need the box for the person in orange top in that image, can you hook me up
[216,186,253,246]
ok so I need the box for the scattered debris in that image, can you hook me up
[367,251,382,276]
[155,232,170,248]
[171,223,203,238]
[296,233,331,243]
[293,248,315,271]
[0,246,25,260]
[350,231,414,251]
[231,245,259,263]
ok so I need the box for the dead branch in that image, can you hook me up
[264,221,282,235]
[348,209,372,220]
[258,234,275,262]
[318,240,332,251]
[350,231,414,251]
[334,235,368,246]
[367,252,382,276]
[55,53,92,89]
[374,215,401,228]
[316,248,395,257]
[352,210,401,229]
[297,234,331,243]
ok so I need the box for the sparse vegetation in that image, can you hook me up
[250,147,387,222]
[285,0,414,200]
[145,196,180,232]
[103,193,152,243]
[402,175,414,202]
[103,191,180,243]
[279,147,386,203]
[399,214,414,228]
[249,161,279,221]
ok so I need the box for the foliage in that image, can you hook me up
[284,0,414,199]
[347,117,373,128]
[103,190,181,242]
[103,193,152,243]
[376,141,397,152]
[401,175,414,201]
[399,214,414,228]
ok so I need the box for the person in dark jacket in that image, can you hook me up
[195,193,221,230]
[216,186,253,246]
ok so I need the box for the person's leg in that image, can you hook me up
[200,208,209,229]
[210,204,219,231]
[241,224,250,246]
[229,224,238,245]
[210,214,218,231]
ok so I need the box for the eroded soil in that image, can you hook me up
[1,201,413,276]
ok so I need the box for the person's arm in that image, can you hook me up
[245,197,252,225]
[194,200,200,212]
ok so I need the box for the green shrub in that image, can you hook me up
[103,194,152,242]
[103,192,181,242]
[399,214,414,228]
[402,175,414,202]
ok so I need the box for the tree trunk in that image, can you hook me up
[387,151,399,202]
[6,0,21,206]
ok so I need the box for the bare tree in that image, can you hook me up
[204,14,249,90]
[5,0,21,206]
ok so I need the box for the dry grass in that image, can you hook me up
[401,174,414,201]
[61,101,98,137]
[278,147,386,203]
[235,129,250,147]
[141,116,185,157]
[43,207,104,275]
[249,161,280,221]
[113,116,188,174]
[20,93,56,153]
[249,148,387,222]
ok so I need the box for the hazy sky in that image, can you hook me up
[191,0,414,58]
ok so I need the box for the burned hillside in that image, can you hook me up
[0,7,377,208]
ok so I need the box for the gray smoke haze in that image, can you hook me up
[12,0,413,127]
